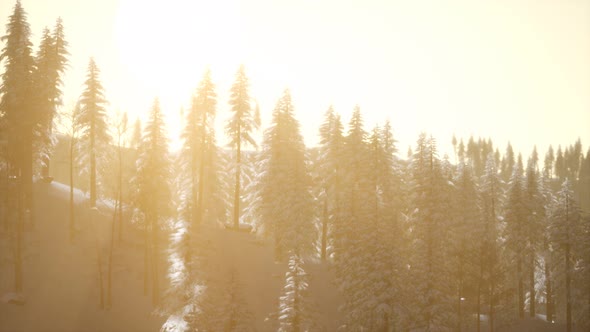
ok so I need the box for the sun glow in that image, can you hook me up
[114,0,247,147]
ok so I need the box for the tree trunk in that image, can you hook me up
[23,133,34,227]
[41,121,52,179]
[458,249,464,332]
[143,215,149,296]
[92,208,104,309]
[69,138,75,243]
[151,214,160,305]
[196,146,206,227]
[529,253,536,317]
[518,255,524,319]
[117,143,123,242]
[477,247,484,332]
[321,195,328,262]
[107,202,116,309]
[565,195,571,332]
[14,172,23,293]
[490,274,495,332]
[233,131,241,230]
[565,243,571,332]
[90,123,96,207]
[544,249,553,322]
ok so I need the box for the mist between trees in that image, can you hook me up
[1,2,590,332]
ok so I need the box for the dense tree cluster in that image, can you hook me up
[1,2,589,331]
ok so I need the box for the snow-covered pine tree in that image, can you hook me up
[451,161,481,332]
[277,254,315,332]
[375,120,408,330]
[548,180,582,332]
[523,148,544,317]
[331,105,373,329]
[33,17,68,179]
[77,57,109,207]
[254,89,315,261]
[226,65,260,230]
[503,155,527,319]
[180,69,223,229]
[501,143,515,185]
[1,0,36,230]
[64,101,82,242]
[479,153,504,331]
[316,105,344,262]
[132,98,171,305]
[407,133,454,330]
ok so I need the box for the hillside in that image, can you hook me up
[0,181,343,332]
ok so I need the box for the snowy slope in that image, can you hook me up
[0,181,344,331]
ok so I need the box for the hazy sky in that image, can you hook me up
[2,0,589,157]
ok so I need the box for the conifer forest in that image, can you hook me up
[1,1,589,331]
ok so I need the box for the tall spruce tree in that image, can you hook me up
[181,69,220,228]
[132,98,171,305]
[479,153,504,331]
[504,155,527,319]
[254,89,315,260]
[277,254,315,332]
[408,133,454,330]
[524,149,544,317]
[34,18,68,179]
[78,58,109,207]
[549,180,582,332]
[226,65,259,229]
[317,105,344,262]
[0,0,35,293]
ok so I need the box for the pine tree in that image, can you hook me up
[65,102,82,242]
[78,57,109,207]
[451,162,481,331]
[132,98,171,305]
[544,145,555,180]
[408,133,454,330]
[181,69,221,228]
[34,17,68,179]
[479,153,504,331]
[114,111,128,241]
[523,148,544,317]
[501,143,515,184]
[277,254,314,332]
[549,180,582,332]
[0,0,35,293]
[226,65,259,230]
[316,105,344,262]
[503,155,527,319]
[254,89,315,260]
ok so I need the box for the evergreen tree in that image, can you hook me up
[479,153,504,331]
[316,105,344,261]
[0,0,35,293]
[66,102,82,242]
[501,143,515,184]
[523,148,544,317]
[503,155,527,319]
[277,254,315,332]
[225,65,259,229]
[132,98,171,305]
[114,111,128,241]
[544,145,555,180]
[181,69,222,228]
[34,17,68,179]
[254,89,315,260]
[549,180,582,332]
[78,57,109,207]
[451,162,481,331]
[408,133,454,330]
